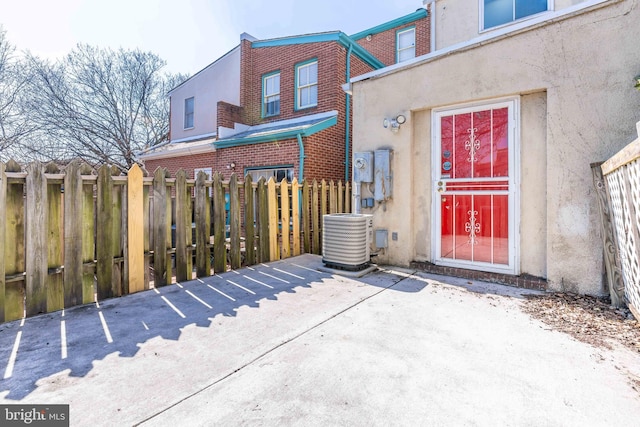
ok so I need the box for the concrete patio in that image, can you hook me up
[0,254,638,426]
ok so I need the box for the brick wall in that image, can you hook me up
[143,151,217,179]
[355,14,430,66]
[217,101,244,131]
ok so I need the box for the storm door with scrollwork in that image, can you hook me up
[433,100,519,274]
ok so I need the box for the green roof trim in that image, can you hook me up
[251,32,384,69]
[350,9,427,41]
[214,115,338,149]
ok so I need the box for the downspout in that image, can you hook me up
[345,43,353,183]
[296,133,305,181]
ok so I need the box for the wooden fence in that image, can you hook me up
[595,121,640,319]
[0,160,351,323]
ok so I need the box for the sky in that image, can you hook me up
[1,0,424,76]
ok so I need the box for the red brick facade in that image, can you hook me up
[355,14,430,66]
[143,11,430,183]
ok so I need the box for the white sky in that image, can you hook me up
[1,0,423,76]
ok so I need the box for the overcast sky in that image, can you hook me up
[1,0,424,76]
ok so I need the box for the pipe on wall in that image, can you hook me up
[345,43,353,183]
[296,133,305,181]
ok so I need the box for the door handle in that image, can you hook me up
[436,181,445,193]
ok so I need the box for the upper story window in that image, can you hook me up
[482,0,550,30]
[397,27,416,63]
[262,72,280,117]
[184,97,194,129]
[296,60,318,110]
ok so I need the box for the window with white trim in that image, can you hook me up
[296,60,318,110]
[184,97,194,129]
[482,0,550,30]
[263,72,280,117]
[247,167,294,183]
[397,27,416,63]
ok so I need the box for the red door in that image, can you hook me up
[434,101,517,273]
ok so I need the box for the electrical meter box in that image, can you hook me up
[353,152,374,183]
[374,149,392,201]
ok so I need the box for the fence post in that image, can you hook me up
[329,180,336,214]
[45,163,63,312]
[337,180,343,213]
[244,175,256,266]
[345,181,351,213]
[127,164,145,292]
[257,178,269,262]
[280,178,290,259]
[97,165,115,298]
[229,174,241,269]
[152,168,169,287]
[175,170,189,282]
[302,180,311,254]
[4,160,25,321]
[25,162,47,316]
[63,160,83,307]
[81,164,96,302]
[292,178,301,256]
[195,170,211,277]
[213,172,227,273]
[312,180,320,254]
[267,178,279,261]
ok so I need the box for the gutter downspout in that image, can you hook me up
[296,133,305,181]
[345,43,353,183]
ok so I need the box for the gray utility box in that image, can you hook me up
[353,151,374,183]
[374,149,392,201]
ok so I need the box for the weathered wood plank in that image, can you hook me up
[0,163,6,321]
[601,136,640,175]
[112,167,124,296]
[165,175,172,284]
[257,178,269,263]
[302,180,311,254]
[152,168,168,286]
[175,170,189,282]
[345,181,351,213]
[63,161,83,307]
[128,164,145,292]
[195,170,211,277]
[280,178,290,259]
[4,160,25,321]
[267,178,279,261]
[25,162,48,316]
[143,182,151,289]
[81,165,95,303]
[96,165,114,299]
[213,172,227,273]
[329,180,336,214]
[229,174,241,269]
[337,180,343,214]
[45,163,63,312]
[312,180,320,255]
[244,175,256,266]
[292,178,301,256]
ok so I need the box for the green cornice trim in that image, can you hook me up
[252,32,384,69]
[350,9,427,40]
[214,115,337,149]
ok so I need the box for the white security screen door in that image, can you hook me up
[432,99,519,274]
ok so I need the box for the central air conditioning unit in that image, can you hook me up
[322,213,373,271]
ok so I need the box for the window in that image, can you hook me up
[184,97,194,129]
[194,167,212,196]
[262,72,280,117]
[396,27,416,63]
[482,0,549,30]
[246,166,294,183]
[295,60,318,110]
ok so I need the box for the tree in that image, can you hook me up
[23,44,186,171]
[0,26,34,160]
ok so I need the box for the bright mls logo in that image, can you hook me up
[1,405,69,426]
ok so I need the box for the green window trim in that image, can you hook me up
[261,70,281,118]
[295,58,318,111]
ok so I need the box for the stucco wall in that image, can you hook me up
[169,47,241,142]
[435,0,592,50]
[351,0,640,294]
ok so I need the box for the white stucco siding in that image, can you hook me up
[352,0,640,294]
[169,47,241,142]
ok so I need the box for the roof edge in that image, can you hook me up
[350,9,428,41]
